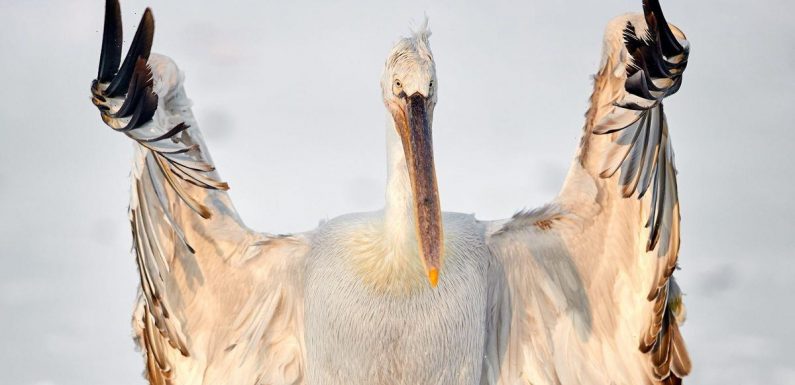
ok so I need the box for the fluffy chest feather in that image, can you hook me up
[303,212,491,385]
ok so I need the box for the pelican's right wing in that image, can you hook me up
[90,2,308,384]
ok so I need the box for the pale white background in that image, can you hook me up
[1,0,793,384]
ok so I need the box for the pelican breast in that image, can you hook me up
[304,211,492,385]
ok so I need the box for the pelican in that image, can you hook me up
[90,0,692,384]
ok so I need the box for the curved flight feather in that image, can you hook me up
[484,1,691,384]
[90,1,307,384]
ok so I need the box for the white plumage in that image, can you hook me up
[90,0,691,384]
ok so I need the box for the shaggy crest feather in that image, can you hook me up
[385,17,434,75]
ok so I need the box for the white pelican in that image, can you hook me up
[90,0,691,384]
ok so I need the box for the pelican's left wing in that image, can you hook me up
[482,1,690,384]
[90,2,307,384]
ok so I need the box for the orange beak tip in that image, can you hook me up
[428,268,439,287]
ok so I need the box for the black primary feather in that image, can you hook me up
[643,0,684,57]
[105,8,155,97]
[97,0,122,82]
[111,59,154,118]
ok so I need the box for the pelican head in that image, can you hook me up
[381,24,443,287]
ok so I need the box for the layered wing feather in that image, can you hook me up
[586,3,691,380]
[91,2,307,384]
[484,1,691,384]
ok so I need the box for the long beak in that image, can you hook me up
[395,93,444,287]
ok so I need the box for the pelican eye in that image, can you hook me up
[394,79,402,88]
[429,80,433,88]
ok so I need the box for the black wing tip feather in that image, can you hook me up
[123,84,159,132]
[110,58,154,119]
[104,7,155,97]
[642,0,685,57]
[625,1,688,85]
[97,0,122,82]
[92,2,159,131]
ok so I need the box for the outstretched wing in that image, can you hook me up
[91,2,307,384]
[484,1,690,384]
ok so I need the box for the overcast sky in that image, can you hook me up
[1,0,793,384]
